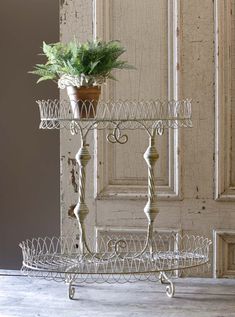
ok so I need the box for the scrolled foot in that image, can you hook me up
[166,283,175,298]
[68,282,76,300]
[159,272,175,298]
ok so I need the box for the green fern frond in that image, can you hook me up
[30,39,135,84]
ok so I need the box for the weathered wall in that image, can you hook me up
[0,0,60,269]
[60,0,235,277]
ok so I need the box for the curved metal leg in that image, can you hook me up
[68,281,76,300]
[66,274,76,300]
[159,272,164,284]
[159,272,175,298]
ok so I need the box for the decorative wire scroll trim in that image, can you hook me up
[154,121,164,136]
[66,276,77,300]
[108,239,127,255]
[20,234,212,276]
[46,270,173,300]
[20,260,211,299]
[159,272,175,298]
[21,259,211,277]
[106,123,128,144]
[36,99,193,130]
[69,120,164,145]
[70,120,79,135]
[21,262,211,300]
[39,119,192,131]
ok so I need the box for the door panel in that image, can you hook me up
[60,0,235,277]
[95,0,180,201]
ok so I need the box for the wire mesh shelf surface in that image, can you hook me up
[20,232,211,284]
[37,99,192,130]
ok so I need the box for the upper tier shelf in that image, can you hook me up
[37,99,192,130]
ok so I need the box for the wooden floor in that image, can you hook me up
[0,271,235,317]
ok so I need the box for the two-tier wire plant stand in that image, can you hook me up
[20,99,211,300]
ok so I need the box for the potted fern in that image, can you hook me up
[30,40,133,118]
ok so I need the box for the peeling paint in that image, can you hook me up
[68,157,78,193]
[68,157,76,166]
[68,204,76,218]
[176,27,180,37]
[70,167,78,193]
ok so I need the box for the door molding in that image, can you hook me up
[215,0,235,200]
[93,0,182,200]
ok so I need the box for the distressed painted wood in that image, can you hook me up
[215,0,235,200]
[232,0,235,186]
[60,0,235,278]
[213,229,235,277]
[95,0,181,200]
[60,0,96,242]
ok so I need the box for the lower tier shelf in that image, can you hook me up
[20,233,211,284]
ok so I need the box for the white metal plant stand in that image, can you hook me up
[20,99,211,300]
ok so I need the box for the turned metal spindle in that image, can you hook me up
[144,134,159,253]
[73,141,91,254]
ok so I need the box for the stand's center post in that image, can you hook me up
[74,143,91,253]
[144,136,159,250]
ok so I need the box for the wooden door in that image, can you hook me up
[60,0,235,277]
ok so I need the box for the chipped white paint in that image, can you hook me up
[60,0,235,277]
[60,0,96,242]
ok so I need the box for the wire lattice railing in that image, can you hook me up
[20,232,211,284]
[37,99,192,130]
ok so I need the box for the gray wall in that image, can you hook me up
[0,0,60,269]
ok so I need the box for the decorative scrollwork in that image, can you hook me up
[37,99,193,131]
[107,239,127,256]
[166,283,175,298]
[159,272,175,298]
[20,234,211,295]
[107,124,128,144]
[154,120,164,136]
[68,281,76,300]
[65,275,76,300]
[70,120,79,135]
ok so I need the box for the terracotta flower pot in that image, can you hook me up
[67,86,101,119]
